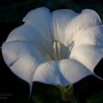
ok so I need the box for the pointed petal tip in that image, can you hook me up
[22,7,50,22]
[94,58,103,80]
[81,9,102,23]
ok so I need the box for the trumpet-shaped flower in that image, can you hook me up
[2,7,103,95]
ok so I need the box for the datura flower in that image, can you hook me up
[1,7,103,94]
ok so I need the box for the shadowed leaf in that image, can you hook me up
[0,0,40,23]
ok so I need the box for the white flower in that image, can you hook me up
[2,7,103,94]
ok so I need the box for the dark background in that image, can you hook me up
[1,0,103,103]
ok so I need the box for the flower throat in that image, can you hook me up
[53,42,61,60]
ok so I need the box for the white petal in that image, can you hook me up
[70,24,103,73]
[33,61,68,86]
[71,25,103,47]
[65,9,102,44]
[33,59,92,86]
[2,41,46,84]
[59,59,92,85]
[70,45,103,73]
[51,9,78,58]
[6,7,53,58]
[51,9,78,42]
[51,9,102,59]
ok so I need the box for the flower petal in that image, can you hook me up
[71,25,103,47]
[51,9,78,58]
[33,59,92,86]
[2,41,46,84]
[65,9,102,44]
[51,9,78,42]
[51,9,102,59]
[33,61,68,86]
[70,24,103,75]
[6,7,53,58]
[70,45,103,74]
[59,59,92,85]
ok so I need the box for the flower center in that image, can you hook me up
[53,42,61,60]
[45,41,75,61]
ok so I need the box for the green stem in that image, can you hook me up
[65,84,73,92]
[56,84,75,102]
[72,85,75,103]
[60,89,71,101]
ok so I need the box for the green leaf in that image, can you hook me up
[86,90,103,103]
[73,0,103,21]
[74,76,103,103]
[68,2,82,12]
[30,82,61,103]
[0,0,72,23]
[0,0,40,23]
[40,0,72,10]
